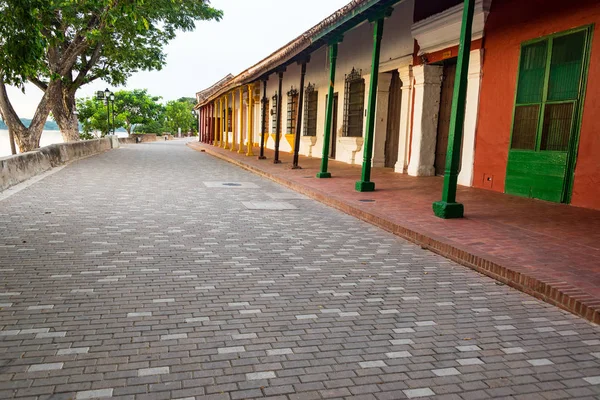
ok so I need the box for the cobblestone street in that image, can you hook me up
[2,140,600,400]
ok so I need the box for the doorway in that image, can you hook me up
[505,27,591,203]
[329,93,339,159]
[384,71,402,168]
[435,59,457,176]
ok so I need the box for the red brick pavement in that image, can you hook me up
[188,141,600,323]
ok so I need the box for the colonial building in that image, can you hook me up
[195,0,600,212]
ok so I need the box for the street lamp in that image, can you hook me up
[104,88,114,136]
[109,92,115,136]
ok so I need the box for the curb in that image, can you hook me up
[189,142,600,325]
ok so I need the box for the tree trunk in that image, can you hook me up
[0,78,51,152]
[51,82,80,142]
[0,107,17,155]
[8,127,16,155]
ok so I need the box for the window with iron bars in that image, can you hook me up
[343,68,365,137]
[286,88,299,134]
[227,107,232,132]
[261,97,269,133]
[303,83,318,136]
[271,94,278,134]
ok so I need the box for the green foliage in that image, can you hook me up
[76,97,125,136]
[165,100,197,134]
[0,0,223,90]
[79,131,96,140]
[77,88,170,136]
[0,0,46,87]
[136,120,166,134]
[114,89,164,135]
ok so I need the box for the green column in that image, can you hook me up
[316,39,341,179]
[355,13,388,192]
[432,0,475,219]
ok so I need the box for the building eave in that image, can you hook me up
[197,0,403,107]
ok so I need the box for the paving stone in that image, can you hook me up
[403,388,435,398]
[359,361,387,368]
[57,347,90,355]
[583,376,600,385]
[267,348,293,356]
[246,371,276,380]
[456,346,482,352]
[528,359,554,366]
[138,367,170,377]
[218,347,246,354]
[28,363,64,372]
[76,388,114,399]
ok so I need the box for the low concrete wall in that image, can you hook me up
[39,137,114,167]
[119,137,136,145]
[131,134,159,143]
[0,137,117,192]
[0,151,52,192]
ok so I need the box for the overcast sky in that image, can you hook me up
[6,0,349,118]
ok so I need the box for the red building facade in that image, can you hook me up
[473,0,600,210]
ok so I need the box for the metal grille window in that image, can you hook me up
[262,98,269,133]
[286,88,299,134]
[511,30,587,152]
[271,94,278,134]
[227,107,232,132]
[343,68,365,137]
[303,83,318,136]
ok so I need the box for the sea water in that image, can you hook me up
[0,130,65,158]
[0,130,128,158]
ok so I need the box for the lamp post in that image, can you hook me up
[103,88,114,136]
[109,92,115,136]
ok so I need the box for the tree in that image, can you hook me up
[165,100,196,135]
[114,89,163,136]
[0,0,222,152]
[76,96,125,137]
[0,0,50,151]
[77,89,164,136]
[136,120,166,135]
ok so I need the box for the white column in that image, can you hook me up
[458,49,483,187]
[253,96,261,146]
[372,73,393,168]
[407,64,443,177]
[395,65,414,173]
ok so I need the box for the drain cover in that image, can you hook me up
[203,182,259,188]
[359,199,375,203]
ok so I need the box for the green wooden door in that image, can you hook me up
[506,27,592,203]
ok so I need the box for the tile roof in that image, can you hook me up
[196,0,393,106]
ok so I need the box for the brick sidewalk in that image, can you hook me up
[189,141,600,323]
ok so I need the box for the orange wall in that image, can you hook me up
[472,0,600,209]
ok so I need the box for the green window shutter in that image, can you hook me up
[286,93,297,134]
[516,41,547,104]
[511,105,540,150]
[304,90,318,137]
[540,102,574,151]
[548,31,586,101]
[271,96,277,134]
[346,79,365,137]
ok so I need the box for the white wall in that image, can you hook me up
[294,0,416,166]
